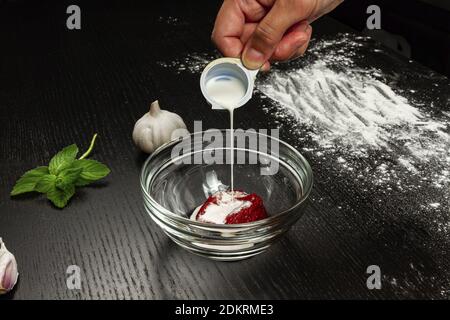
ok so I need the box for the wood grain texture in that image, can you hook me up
[0,0,449,300]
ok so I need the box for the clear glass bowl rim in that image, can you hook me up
[140,130,313,229]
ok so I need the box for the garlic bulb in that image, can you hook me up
[132,100,189,153]
[0,238,19,295]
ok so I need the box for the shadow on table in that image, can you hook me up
[133,151,149,170]
[150,224,447,299]
[149,231,378,299]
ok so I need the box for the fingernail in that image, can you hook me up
[242,48,265,70]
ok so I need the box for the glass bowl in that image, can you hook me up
[140,130,313,261]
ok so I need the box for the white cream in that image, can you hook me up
[190,191,255,250]
[205,76,246,108]
[205,76,247,191]
[190,191,251,224]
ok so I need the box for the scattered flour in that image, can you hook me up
[158,16,182,25]
[258,60,449,161]
[158,53,211,74]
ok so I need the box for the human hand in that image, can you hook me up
[212,0,343,70]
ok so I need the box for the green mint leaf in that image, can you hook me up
[35,174,57,193]
[47,185,75,208]
[11,166,49,196]
[55,167,82,191]
[72,159,110,186]
[49,144,78,175]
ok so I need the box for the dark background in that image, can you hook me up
[330,0,450,76]
[2,0,449,76]
[0,0,449,299]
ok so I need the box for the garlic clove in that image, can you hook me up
[149,100,161,117]
[0,238,19,295]
[132,100,189,153]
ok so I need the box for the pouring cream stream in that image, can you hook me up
[204,75,247,191]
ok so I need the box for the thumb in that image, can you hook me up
[242,3,298,69]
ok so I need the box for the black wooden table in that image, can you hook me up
[1,1,449,299]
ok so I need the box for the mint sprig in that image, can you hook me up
[11,134,110,208]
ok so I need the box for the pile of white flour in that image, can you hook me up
[258,35,450,166]
[259,60,448,159]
